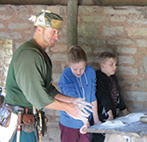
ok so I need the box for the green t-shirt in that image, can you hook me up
[5,39,60,110]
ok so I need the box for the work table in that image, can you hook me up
[85,111,147,142]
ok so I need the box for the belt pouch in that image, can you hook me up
[22,113,35,133]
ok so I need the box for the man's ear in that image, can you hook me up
[37,26,43,33]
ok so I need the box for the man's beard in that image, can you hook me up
[42,34,53,48]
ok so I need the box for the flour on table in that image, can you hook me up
[100,120,125,128]
[98,112,146,129]
[117,112,146,124]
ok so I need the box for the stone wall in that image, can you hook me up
[77,6,147,112]
[0,39,12,94]
[1,5,147,142]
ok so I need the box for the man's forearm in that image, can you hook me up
[44,98,91,122]
[45,99,70,110]
[44,99,80,118]
[49,94,93,121]
[55,93,75,103]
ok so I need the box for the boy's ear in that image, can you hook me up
[100,63,104,68]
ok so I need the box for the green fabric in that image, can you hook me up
[5,39,60,110]
[36,11,63,23]
[35,10,63,29]
[12,129,36,142]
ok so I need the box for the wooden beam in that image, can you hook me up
[67,0,78,51]
[93,0,147,6]
[0,0,69,5]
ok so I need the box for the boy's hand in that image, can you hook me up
[94,120,101,125]
[107,110,114,121]
[79,120,90,134]
[122,108,130,116]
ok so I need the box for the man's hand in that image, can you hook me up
[73,98,93,116]
[64,98,93,122]
[45,97,92,122]
[64,103,89,121]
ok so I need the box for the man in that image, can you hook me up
[4,9,91,142]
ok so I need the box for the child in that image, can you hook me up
[92,51,129,142]
[58,46,101,142]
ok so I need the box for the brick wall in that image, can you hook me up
[1,5,147,142]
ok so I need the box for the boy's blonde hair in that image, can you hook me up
[98,51,118,65]
[68,45,87,64]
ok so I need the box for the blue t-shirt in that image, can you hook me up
[58,65,97,129]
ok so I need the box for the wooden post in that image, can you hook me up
[67,0,78,51]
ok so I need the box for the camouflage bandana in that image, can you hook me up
[29,9,63,29]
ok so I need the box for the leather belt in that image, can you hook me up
[11,105,33,114]
[12,105,24,112]
[4,103,33,114]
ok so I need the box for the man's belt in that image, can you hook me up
[12,105,24,112]
[12,105,33,114]
[7,104,47,142]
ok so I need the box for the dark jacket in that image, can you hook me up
[96,70,126,122]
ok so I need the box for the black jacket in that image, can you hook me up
[96,70,126,122]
